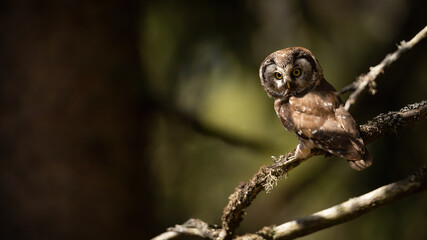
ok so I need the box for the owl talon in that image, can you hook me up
[271,155,296,168]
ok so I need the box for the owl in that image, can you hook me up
[259,47,372,170]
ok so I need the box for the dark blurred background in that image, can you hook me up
[0,0,426,239]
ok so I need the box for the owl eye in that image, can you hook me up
[275,72,283,79]
[292,68,301,77]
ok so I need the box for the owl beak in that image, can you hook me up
[276,78,291,91]
[283,76,291,90]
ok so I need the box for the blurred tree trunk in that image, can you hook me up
[0,1,154,239]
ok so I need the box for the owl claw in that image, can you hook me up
[271,154,296,168]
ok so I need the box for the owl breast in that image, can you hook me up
[274,78,365,161]
[274,78,339,133]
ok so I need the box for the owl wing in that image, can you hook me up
[276,84,365,161]
[313,106,366,160]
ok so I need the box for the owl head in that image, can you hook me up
[259,47,324,99]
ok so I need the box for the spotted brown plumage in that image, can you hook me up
[260,47,372,170]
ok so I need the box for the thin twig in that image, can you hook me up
[340,25,427,110]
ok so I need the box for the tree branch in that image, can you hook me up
[152,218,224,240]
[236,165,427,240]
[220,101,427,238]
[152,101,427,240]
[154,164,427,240]
[339,25,427,110]
[152,218,226,240]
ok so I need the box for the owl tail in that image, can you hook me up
[347,149,373,171]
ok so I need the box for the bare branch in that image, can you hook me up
[340,25,427,110]
[236,165,427,240]
[152,231,180,240]
[152,219,224,240]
